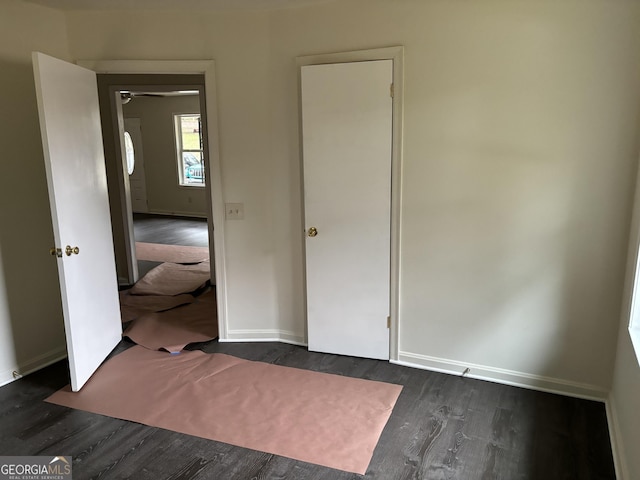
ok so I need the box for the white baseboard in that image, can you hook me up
[606,393,629,480]
[220,329,307,347]
[394,351,608,401]
[144,209,207,219]
[0,346,67,388]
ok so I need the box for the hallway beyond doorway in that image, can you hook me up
[132,213,209,278]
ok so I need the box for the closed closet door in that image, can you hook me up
[301,60,393,360]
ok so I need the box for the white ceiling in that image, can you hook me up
[23,0,335,11]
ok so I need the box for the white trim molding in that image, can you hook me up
[629,325,640,367]
[606,393,629,480]
[78,60,215,75]
[145,209,208,219]
[77,59,229,341]
[394,350,609,401]
[221,329,306,347]
[0,347,67,388]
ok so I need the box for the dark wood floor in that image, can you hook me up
[133,213,209,278]
[20,215,614,478]
[0,340,616,480]
[133,213,209,247]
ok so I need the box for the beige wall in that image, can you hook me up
[0,0,638,473]
[67,9,280,334]
[123,95,207,216]
[273,0,640,395]
[67,0,640,390]
[611,333,640,479]
[0,0,70,384]
[610,162,640,479]
[269,0,640,394]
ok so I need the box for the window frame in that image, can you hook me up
[624,163,640,366]
[174,112,205,187]
[626,246,640,364]
[123,130,135,175]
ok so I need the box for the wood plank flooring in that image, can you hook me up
[0,340,616,480]
[11,215,615,478]
[133,213,208,247]
[133,213,209,278]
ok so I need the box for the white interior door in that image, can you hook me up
[123,117,148,213]
[33,52,122,391]
[301,60,393,360]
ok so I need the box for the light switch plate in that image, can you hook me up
[225,202,244,220]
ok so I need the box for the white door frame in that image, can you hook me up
[111,89,138,285]
[296,47,404,361]
[79,60,229,341]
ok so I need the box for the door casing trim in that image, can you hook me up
[296,46,404,361]
[79,59,229,341]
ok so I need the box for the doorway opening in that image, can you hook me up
[97,74,219,345]
[118,88,210,278]
[132,214,209,278]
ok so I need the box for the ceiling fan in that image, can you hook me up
[119,91,165,104]
[120,90,199,104]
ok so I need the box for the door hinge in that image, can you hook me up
[390,83,394,98]
[387,316,391,329]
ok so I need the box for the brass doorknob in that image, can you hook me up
[307,227,318,237]
[65,245,80,256]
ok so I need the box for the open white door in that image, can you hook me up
[301,60,393,360]
[33,52,122,391]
